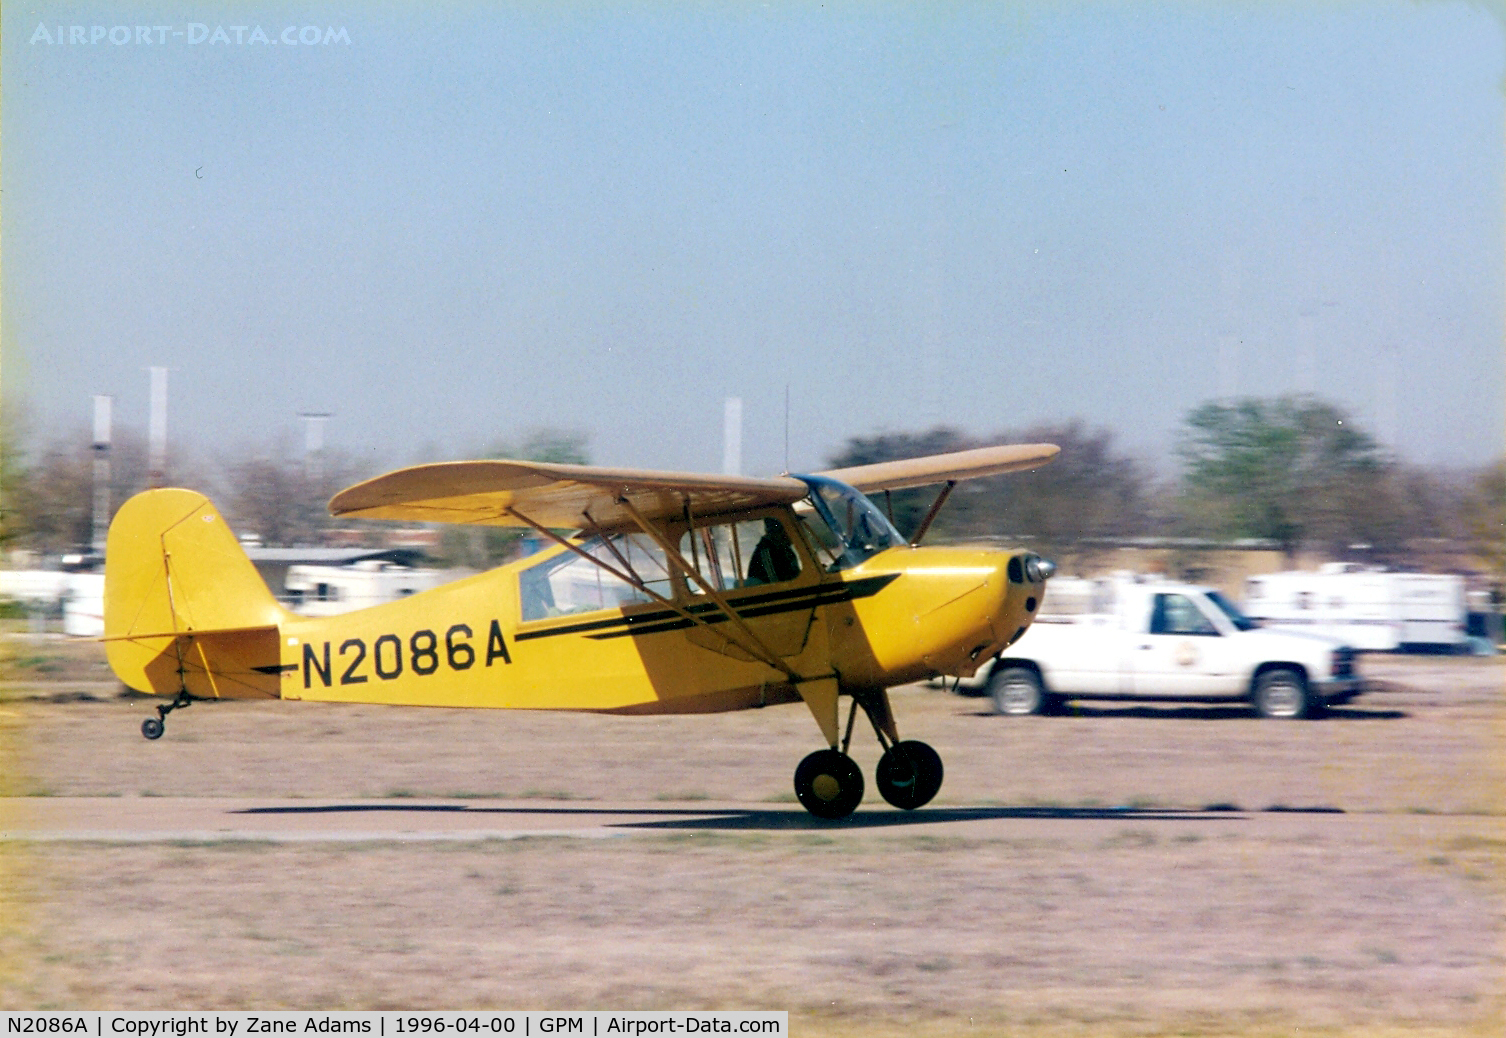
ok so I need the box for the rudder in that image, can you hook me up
[105,489,289,699]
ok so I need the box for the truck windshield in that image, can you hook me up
[794,474,903,571]
[1205,590,1258,631]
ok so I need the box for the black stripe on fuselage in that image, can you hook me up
[513,573,900,643]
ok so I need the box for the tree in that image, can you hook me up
[1176,396,1390,559]
[438,429,592,568]
[824,427,973,537]
[514,429,589,466]
[959,420,1153,568]
[219,434,372,547]
[0,406,32,550]
[1463,459,1506,585]
[2,422,152,558]
[824,421,1152,569]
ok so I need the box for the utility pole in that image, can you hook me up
[91,395,113,557]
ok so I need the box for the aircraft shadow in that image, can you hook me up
[968,704,1407,721]
[233,803,1263,832]
[612,805,1244,831]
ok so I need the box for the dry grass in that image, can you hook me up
[1,641,1503,1035]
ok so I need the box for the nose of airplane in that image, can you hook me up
[1006,552,1055,584]
[865,546,1055,685]
[989,551,1054,649]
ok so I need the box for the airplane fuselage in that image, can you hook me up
[277,523,1042,716]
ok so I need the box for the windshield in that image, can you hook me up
[1205,590,1258,631]
[794,475,903,570]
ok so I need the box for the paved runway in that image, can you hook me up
[2,796,1492,843]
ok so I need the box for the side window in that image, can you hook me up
[1150,594,1218,636]
[678,517,803,594]
[519,534,671,621]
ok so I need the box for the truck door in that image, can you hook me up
[1037,613,1131,695]
[1130,593,1245,698]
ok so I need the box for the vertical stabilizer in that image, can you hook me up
[105,489,288,699]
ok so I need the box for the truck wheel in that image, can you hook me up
[990,666,1045,716]
[1253,668,1315,719]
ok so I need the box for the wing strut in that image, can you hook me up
[504,505,799,681]
[504,507,640,588]
[581,510,646,585]
[612,494,804,682]
[909,480,957,547]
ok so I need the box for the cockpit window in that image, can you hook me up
[518,534,670,621]
[794,475,903,571]
[677,516,803,593]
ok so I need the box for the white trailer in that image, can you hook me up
[62,573,105,636]
[283,560,448,616]
[0,570,106,636]
[1243,563,1467,651]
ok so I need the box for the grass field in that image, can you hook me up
[1,638,1502,1035]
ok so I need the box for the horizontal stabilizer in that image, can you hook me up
[113,628,284,700]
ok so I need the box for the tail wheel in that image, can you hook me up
[794,749,865,819]
[140,690,192,740]
[875,740,944,810]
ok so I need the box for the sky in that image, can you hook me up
[4,1,1504,479]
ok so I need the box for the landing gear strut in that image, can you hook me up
[141,690,193,740]
[792,690,944,819]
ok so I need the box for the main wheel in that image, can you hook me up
[793,749,865,819]
[875,740,944,810]
[989,666,1045,716]
[1253,668,1317,719]
[141,716,165,740]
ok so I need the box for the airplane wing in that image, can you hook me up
[331,443,1058,530]
[815,442,1060,492]
[328,460,810,531]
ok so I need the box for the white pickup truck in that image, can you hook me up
[950,577,1363,719]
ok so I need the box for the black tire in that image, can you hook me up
[989,666,1045,716]
[875,740,944,810]
[1253,668,1316,719]
[141,716,165,740]
[793,749,865,819]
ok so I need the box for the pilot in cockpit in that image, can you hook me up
[746,519,801,585]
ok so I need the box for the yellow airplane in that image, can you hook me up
[103,443,1058,819]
